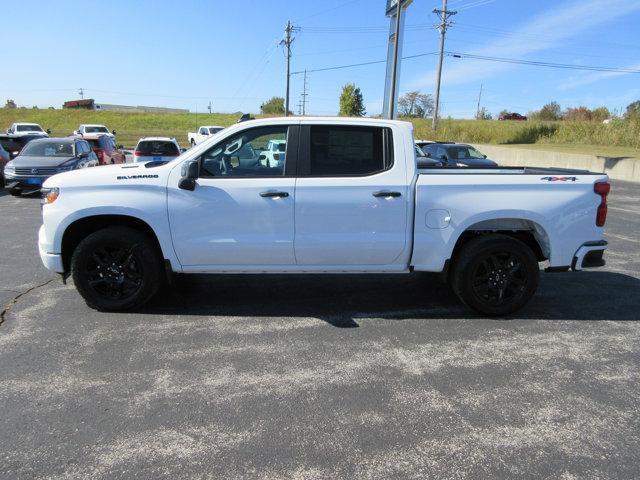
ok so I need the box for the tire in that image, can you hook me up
[9,188,21,197]
[451,234,539,317]
[71,227,162,311]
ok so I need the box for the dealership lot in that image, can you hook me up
[1,181,639,478]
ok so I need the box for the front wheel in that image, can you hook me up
[451,234,539,317]
[71,227,162,311]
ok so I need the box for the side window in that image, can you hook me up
[200,128,207,135]
[308,126,391,176]
[436,146,447,158]
[200,126,289,177]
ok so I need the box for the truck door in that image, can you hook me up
[167,125,298,268]
[294,124,409,266]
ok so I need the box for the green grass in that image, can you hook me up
[0,108,245,147]
[411,118,640,154]
[2,108,639,156]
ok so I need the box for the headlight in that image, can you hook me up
[41,187,60,205]
[455,162,469,167]
[4,161,15,174]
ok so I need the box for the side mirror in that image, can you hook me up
[46,129,51,134]
[179,160,199,191]
[112,130,117,135]
[483,154,487,159]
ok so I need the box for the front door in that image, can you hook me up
[168,125,298,269]
[294,124,409,267]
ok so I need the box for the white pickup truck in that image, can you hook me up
[38,117,610,316]
[187,125,225,147]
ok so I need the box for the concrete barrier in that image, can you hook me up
[473,144,640,183]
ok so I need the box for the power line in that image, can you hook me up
[291,52,438,75]
[446,51,640,73]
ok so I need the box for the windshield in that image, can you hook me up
[208,127,223,134]
[447,146,485,160]
[84,126,109,133]
[20,141,74,157]
[16,124,43,132]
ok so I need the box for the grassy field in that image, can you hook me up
[1,108,639,157]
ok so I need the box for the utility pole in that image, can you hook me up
[281,20,299,117]
[432,0,457,130]
[388,0,402,119]
[475,83,483,119]
[78,87,84,100]
[207,100,212,114]
[301,69,308,116]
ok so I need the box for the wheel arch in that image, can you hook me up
[61,214,164,273]
[444,216,552,278]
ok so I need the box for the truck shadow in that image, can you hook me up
[143,271,640,327]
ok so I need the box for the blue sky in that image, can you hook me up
[2,0,639,117]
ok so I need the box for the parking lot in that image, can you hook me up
[1,180,639,479]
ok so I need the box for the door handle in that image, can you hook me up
[260,190,289,198]
[372,190,401,198]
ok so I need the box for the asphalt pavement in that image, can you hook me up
[0,181,639,479]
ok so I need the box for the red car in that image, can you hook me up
[82,134,126,165]
[499,112,527,121]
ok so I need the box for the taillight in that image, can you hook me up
[273,153,280,160]
[134,150,142,156]
[594,181,610,227]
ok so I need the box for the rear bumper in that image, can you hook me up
[571,240,607,271]
[38,225,64,273]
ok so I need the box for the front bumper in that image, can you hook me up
[38,225,64,273]
[572,240,607,271]
[4,174,51,192]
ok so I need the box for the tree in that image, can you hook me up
[260,97,285,115]
[4,99,17,109]
[476,107,492,120]
[339,83,365,117]
[625,101,640,120]
[537,101,562,121]
[398,91,434,118]
[564,106,592,121]
[591,106,610,122]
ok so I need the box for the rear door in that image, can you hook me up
[294,123,409,267]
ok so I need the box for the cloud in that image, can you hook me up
[558,64,640,90]
[411,0,640,89]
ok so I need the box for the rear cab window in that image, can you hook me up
[302,125,393,176]
[137,141,179,156]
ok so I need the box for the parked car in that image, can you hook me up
[4,138,97,195]
[259,139,286,167]
[415,144,443,168]
[39,117,610,317]
[423,143,498,167]
[498,112,527,121]
[133,137,181,163]
[0,143,9,186]
[415,139,435,151]
[0,134,42,159]
[74,124,116,138]
[187,125,225,147]
[6,122,50,137]
[83,135,126,165]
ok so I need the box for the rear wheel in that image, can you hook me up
[71,227,162,311]
[451,234,539,316]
